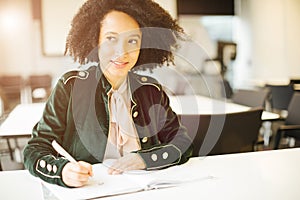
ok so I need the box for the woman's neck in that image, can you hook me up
[107,75,126,90]
[99,65,129,90]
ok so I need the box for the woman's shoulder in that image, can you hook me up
[129,72,162,92]
[129,72,160,86]
[129,72,159,84]
[60,66,97,85]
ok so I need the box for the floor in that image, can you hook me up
[0,137,28,171]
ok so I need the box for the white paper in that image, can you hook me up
[42,160,214,200]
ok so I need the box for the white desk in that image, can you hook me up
[0,170,44,200]
[169,95,280,146]
[0,96,279,150]
[0,103,45,162]
[0,148,299,200]
[105,148,300,200]
[0,103,45,137]
[0,96,279,138]
[169,95,280,121]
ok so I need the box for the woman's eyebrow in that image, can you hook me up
[129,34,141,38]
[104,32,141,38]
[104,31,118,36]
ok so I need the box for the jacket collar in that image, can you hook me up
[95,64,112,94]
[94,64,145,96]
[94,64,158,103]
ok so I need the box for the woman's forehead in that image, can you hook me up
[100,11,141,35]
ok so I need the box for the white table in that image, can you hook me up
[0,148,299,200]
[169,95,281,146]
[105,148,300,200]
[0,96,280,138]
[0,103,45,162]
[0,96,280,149]
[0,103,45,137]
[0,170,44,200]
[169,95,280,121]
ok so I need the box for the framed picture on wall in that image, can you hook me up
[41,0,86,56]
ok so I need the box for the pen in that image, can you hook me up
[52,140,96,179]
[52,140,77,163]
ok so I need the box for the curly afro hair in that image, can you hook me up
[65,0,185,71]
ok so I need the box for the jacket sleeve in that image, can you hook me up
[23,77,72,187]
[135,83,193,170]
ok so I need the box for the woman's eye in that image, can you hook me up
[128,39,138,44]
[106,36,117,42]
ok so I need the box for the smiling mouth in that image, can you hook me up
[110,60,129,68]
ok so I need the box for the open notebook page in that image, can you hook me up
[42,159,215,200]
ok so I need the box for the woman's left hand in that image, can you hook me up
[108,153,146,175]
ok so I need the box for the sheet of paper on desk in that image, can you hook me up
[42,159,214,200]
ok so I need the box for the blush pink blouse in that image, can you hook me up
[103,78,141,160]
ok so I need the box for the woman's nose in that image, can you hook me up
[115,41,128,57]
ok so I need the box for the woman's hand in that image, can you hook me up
[108,153,146,175]
[62,161,93,187]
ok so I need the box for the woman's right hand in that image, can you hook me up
[62,161,93,187]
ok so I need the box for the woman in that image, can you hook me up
[23,0,193,188]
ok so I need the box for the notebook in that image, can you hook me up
[42,159,214,200]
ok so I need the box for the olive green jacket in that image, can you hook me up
[23,65,193,187]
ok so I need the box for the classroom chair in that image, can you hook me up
[27,74,53,103]
[231,88,270,108]
[266,84,294,113]
[274,92,300,149]
[0,75,25,110]
[179,108,263,157]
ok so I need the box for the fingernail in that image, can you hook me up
[112,171,118,175]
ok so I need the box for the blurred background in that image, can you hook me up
[0,0,299,90]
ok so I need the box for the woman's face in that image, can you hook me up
[98,11,142,85]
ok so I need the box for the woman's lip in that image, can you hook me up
[111,60,129,68]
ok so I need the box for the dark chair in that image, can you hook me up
[231,89,272,146]
[220,79,233,99]
[0,75,24,110]
[231,89,270,108]
[0,89,5,117]
[266,84,294,112]
[180,108,263,157]
[290,78,300,91]
[274,92,300,149]
[289,78,300,85]
[27,74,53,102]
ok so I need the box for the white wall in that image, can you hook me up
[234,0,300,88]
[154,0,177,19]
[41,0,86,56]
[0,0,33,76]
[285,0,300,78]
[0,0,76,79]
